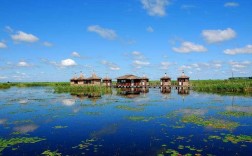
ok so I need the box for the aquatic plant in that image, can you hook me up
[126,116,155,122]
[115,105,144,111]
[220,111,252,117]
[54,85,112,95]
[181,115,239,129]
[42,150,61,156]
[0,137,45,153]
[53,126,68,129]
[223,134,252,144]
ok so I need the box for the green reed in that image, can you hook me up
[190,79,252,93]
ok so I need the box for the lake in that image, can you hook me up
[0,87,251,156]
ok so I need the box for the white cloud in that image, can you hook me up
[5,26,14,33]
[0,119,7,124]
[87,25,117,40]
[134,60,150,66]
[0,76,8,79]
[43,41,53,47]
[146,26,154,32]
[102,60,120,71]
[0,42,7,48]
[11,31,39,43]
[17,61,31,67]
[61,59,77,67]
[224,45,252,55]
[130,51,150,68]
[172,41,207,53]
[72,51,81,57]
[224,2,239,7]
[160,62,172,69]
[202,28,236,43]
[141,0,170,16]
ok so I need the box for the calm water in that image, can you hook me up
[0,87,251,156]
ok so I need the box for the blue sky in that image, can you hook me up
[0,0,252,82]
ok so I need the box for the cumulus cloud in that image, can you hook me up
[87,25,117,40]
[172,41,207,53]
[43,41,53,47]
[224,2,239,7]
[202,28,236,43]
[17,61,31,67]
[133,60,150,67]
[102,60,120,70]
[0,42,7,48]
[224,44,252,55]
[141,0,170,16]
[72,51,81,57]
[11,31,39,43]
[146,26,154,32]
[129,51,150,69]
[61,59,77,67]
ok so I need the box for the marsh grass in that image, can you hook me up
[191,80,252,93]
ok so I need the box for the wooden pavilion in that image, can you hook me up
[177,71,190,87]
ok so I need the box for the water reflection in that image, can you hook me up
[160,87,171,93]
[178,87,190,95]
[117,87,149,98]
[13,124,39,134]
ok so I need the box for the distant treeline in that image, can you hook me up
[228,77,252,80]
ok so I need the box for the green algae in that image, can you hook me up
[115,105,144,111]
[220,111,252,117]
[53,126,68,129]
[42,150,61,156]
[181,115,239,129]
[85,112,101,116]
[223,134,252,144]
[126,116,155,122]
[0,137,46,153]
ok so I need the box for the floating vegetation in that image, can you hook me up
[115,105,144,111]
[220,111,252,117]
[208,134,252,144]
[53,126,68,129]
[181,115,239,129]
[0,137,46,153]
[42,150,61,156]
[12,120,33,125]
[85,112,101,116]
[126,116,155,122]
[223,134,252,144]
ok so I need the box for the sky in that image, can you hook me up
[0,0,252,82]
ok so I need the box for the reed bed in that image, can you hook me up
[53,84,112,95]
[190,79,252,93]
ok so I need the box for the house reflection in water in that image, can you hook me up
[160,87,171,93]
[118,87,149,98]
[178,87,190,95]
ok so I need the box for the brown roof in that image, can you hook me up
[87,73,101,80]
[177,72,189,79]
[160,73,171,80]
[116,74,142,80]
[77,74,87,80]
[103,77,112,81]
[160,76,171,80]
